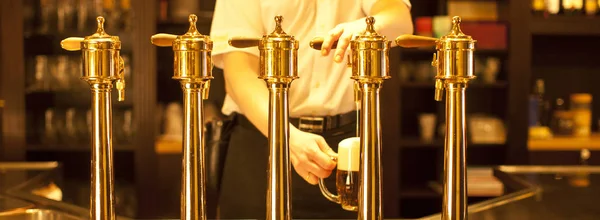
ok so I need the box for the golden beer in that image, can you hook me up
[319,137,360,211]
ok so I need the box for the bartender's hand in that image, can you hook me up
[320,19,366,63]
[289,128,337,185]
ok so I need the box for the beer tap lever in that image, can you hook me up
[150,33,177,47]
[116,57,126,101]
[60,37,84,51]
[228,37,261,48]
[394,34,437,48]
[309,37,338,50]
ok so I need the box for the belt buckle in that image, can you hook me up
[298,116,324,133]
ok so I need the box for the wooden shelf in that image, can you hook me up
[399,81,508,89]
[528,133,600,151]
[24,32,133,55]
[531,15,600,36]
[399,48,507,56]
[27,144,134,152]
[157,11,214,27]
[400,137,506,148]
[26,90,134,108]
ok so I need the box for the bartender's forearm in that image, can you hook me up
[222,51,300,137]
[370,0,414,38]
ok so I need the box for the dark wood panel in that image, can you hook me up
[0,0,26,161]
[383,47,402,218]
[505,0,531,165]
[531,16,600,36]
[131,0,159,217]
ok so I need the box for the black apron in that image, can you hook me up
[217,113,357,219]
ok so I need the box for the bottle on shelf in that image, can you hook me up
[564,0,585,15]
[529,79,549,127]
[585,0,599,16]
[533,0,547,15]
[570,93,593,138]
[546,0,563,16]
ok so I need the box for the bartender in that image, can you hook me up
[210,0,413,219]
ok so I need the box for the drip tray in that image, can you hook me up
[0,196,34,213]
[0,208,83,220]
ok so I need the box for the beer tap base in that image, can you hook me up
[265,82,293,220]
[89,83,116,220]
[357,82,384,220]
[441,83,468,220]
[180,81,208,220]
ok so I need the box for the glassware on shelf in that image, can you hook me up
[27,55,52,92]
[23,0,36,36]
[169,0,201,22]
[64,108,78,143]
[102,0,121,32]
[122,109,133,142]
[115,109,134,144]
[42,108,62,145]
[68,56,87,91]
[54,55,71,90]
[39,0,58,34]
[57,0,76,33]
[120,0,132,30]
[121,55,132,96]
[77,0,89,31]
[86,108,92,141]
[482,57,500,83]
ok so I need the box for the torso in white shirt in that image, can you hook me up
[210,0,411,117]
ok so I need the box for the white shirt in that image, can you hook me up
[210,0,411,117]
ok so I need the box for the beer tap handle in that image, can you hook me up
[309,37,338,50]
[150,34,177,47]
[60,37,84,51]
[228,37,260,48]
[116,56,126,101]
[434,79,444,102]
[202,81,210,100]
[394,34,437,48]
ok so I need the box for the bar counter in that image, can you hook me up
[2,162,600,219]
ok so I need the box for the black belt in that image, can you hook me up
[290,111,357,133]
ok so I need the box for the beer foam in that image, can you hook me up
[337,137,360,172]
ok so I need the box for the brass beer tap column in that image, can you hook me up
[310,17,391,220]
[395,16,476,220]
[60,16,125,220]
[151,14,213,220]
[229,16,299,220]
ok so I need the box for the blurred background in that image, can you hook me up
[1,0,599,219]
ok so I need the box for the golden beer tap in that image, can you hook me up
[60,16,125,220]
[151,14,213,220]
[395,16,476,220]
[228,15,298,220]
[310,16,391,220]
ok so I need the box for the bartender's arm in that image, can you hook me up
[321,0,413,62]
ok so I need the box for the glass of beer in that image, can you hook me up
[318,137,360,211]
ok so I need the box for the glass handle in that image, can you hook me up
[318,177,340,204]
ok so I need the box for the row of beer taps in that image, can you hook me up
[60,13,476,220]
